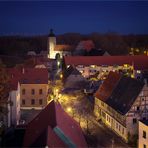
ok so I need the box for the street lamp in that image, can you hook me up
[67,107,72,113]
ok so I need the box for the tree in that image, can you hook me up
[0,62,10,133]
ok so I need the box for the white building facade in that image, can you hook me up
[8,82,20,127]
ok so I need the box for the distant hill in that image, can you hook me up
[0,33,148,56]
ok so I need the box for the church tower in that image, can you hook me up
[48,29,56,59]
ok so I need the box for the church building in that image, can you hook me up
[47,29,73,59]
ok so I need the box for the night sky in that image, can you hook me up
[0,1,148,35]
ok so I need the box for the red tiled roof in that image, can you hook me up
[23,100,87,147]
[95,72,121,101]
[64,55,148,70]
[7,68,48,90]
[54,44,74,51]
[95,72,144,115]
[46,126,67,147]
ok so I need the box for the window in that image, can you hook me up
[22,89,25,95]
[101,102,104,107]
[122,128,124,135]
[143,131,146,139]
[119,125,121,131]
[143,144,146,148]
[101,111,106,119]
[116,123,118,129]
[39,89,43,95]
[108,117,110,123]
[39,99,43,105]
[31,99,35,105]
[133,118,137,124]
[137,106,140,111]
[31,89,35,95]
[22,99,25,105]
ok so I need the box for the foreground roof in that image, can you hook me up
[7,68,48,90]
[23,100,87,147]
[95,72,121,102]
[64,55,148,70]
[95,72,144,115]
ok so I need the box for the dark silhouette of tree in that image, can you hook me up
[0,62,10,134]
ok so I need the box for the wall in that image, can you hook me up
[94,98,128,142]
[8,83,20,126]
[20,84,48,109]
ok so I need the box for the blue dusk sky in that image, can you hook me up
[0,1,148,35]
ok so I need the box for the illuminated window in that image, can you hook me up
[137,70,141,74]
[131,74,134,78]
[124,64,128,68]
[22,89,26,95]
[80,70,84,73]
[91,65,96,68]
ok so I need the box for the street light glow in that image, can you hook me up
[67,107,72,112]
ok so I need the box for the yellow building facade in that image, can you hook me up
[138,120,148,148]
[20,84,48,109]
[94,98,128,142]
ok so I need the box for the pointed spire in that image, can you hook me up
[48,29,55,37]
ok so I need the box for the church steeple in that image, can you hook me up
[47,29,56,59]
[48,29,55,37]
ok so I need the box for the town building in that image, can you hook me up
[63,65,88,89]
[138,120,148,148]
[23,100,87,147]
[64,55,148,79]
[7,68,49,110]
[94,71,148,142]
